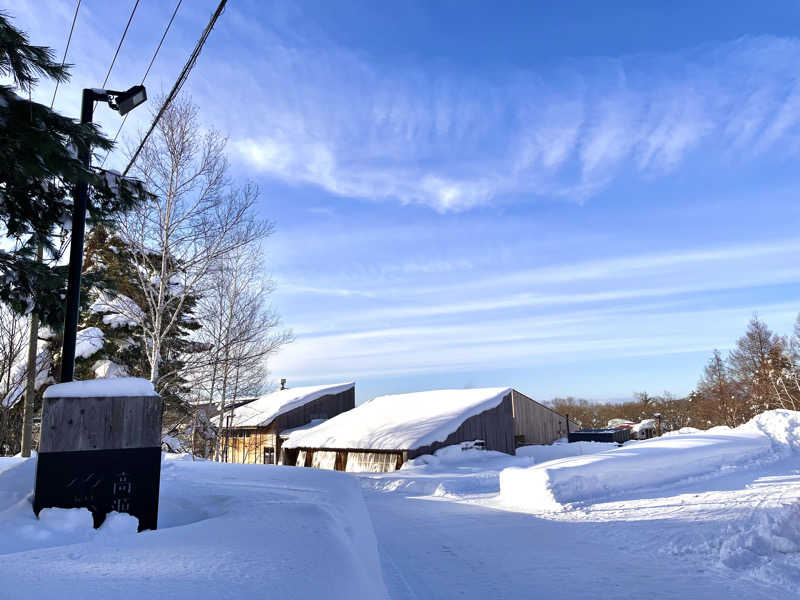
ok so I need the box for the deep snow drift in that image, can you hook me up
[0,455,388,599]
[360,438,617,496]
[499,409,800,511]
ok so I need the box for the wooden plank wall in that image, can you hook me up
[510,389,575,445]
[408,394,515,459]
[272,387,355,433]
[225,429,275,464]
[40,396,162,453]
[222,387,355,464]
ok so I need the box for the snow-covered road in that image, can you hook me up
[363,458,800,599]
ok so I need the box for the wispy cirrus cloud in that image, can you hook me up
[18,2,800,212]
[217,31,800,212]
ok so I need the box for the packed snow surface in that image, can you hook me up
[285,387,511,450]
[43,377,157,398]
[0,455,388,599]
[500,409,800,511]
[231,382,354,427]
[355,412,800,597]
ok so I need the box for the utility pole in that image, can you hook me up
[59,85,147,382]
[59,89,93,383]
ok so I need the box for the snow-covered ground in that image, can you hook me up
[499,409,800,511]
[360,410,800,598]
[0,455,388,599]
[3,411,799,599]
[359,439,616,496]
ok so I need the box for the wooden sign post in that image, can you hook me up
[32,378,162,531]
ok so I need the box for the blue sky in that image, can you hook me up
[11,1,800,402]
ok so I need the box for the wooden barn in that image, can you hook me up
[283,387,575,473]
[509,389,580,446]
[221,382,354,465]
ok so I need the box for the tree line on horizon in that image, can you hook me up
[550,314,800,432]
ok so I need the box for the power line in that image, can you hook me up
[123,0,227,176]
[141,0,183,83]
[100,0,183,168]
[101,0,140,89]
[49,0,81,109]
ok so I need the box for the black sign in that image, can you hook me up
[33,447,161,531]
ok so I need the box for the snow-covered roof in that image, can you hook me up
[279,419,327,439]
[44,377,158,398]
[632,419,656,433]
[285,387,512,451]
[230,383,354,428]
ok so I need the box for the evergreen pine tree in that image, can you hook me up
[0,13,148,327]
[74,227,205,433]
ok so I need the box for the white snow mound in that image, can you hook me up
[0,456,389,599]
[499,410,800,512]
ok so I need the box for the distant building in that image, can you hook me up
[220,382,355,464]
[606,417,658,440]
[283,387,576,472]
[631,419,657,439]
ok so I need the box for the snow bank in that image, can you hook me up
[0,456,388,599]
[43,377,157,398]
[516,439,619,461]
[499,410,800,512]
[359,439,615,497]
[661,426,701,437]
[232,382,354,427]
[286,387,511,450]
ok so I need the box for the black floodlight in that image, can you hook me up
[115,85,147,116]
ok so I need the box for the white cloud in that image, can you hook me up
[16,3,800,212]
[220,34,800,212]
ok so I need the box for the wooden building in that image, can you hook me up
[284,386,575,473]
[510,389,580,446]
[221,382,354,464]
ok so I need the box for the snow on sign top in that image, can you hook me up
[231,383,355,428]
[285,387,512,451]
[43,377,158,398]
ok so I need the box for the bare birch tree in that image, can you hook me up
[190,244,291,459]
[117,96,271,394]
[0,305,30,453]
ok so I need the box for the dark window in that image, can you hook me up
[263,447,275,465]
